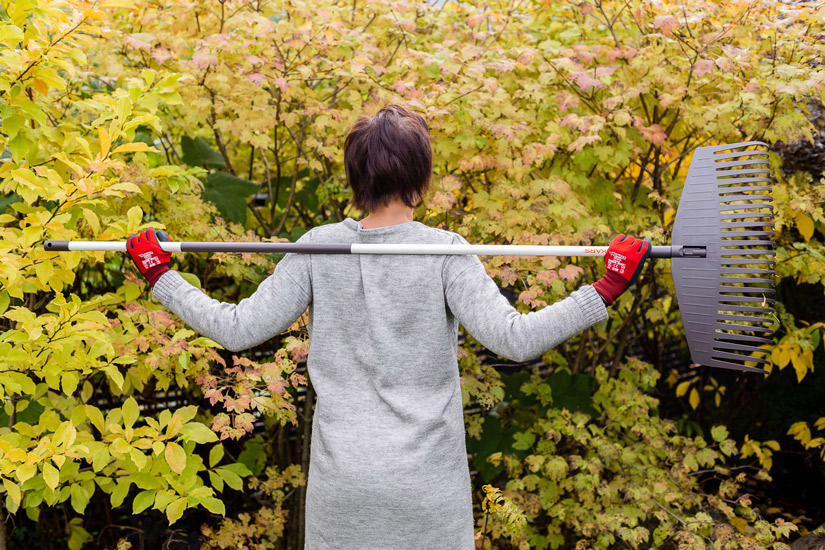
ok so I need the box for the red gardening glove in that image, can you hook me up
[127,227,172,287]
[592,233,651,306]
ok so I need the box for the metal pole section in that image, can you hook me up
[43,241,687,257]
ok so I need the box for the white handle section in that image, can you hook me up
[56,241,608,256]
[351,244,607,256]
[63,242,182,252]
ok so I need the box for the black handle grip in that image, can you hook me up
[44,241,70,251]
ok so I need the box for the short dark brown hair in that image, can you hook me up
[343,104,432,212]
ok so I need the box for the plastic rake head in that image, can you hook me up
[671,141,775,373]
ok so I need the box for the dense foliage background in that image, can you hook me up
[0,0,823,548]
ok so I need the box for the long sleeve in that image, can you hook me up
[444,236,608,363]
[151,234,312,353]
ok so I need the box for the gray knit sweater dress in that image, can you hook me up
[152,218,608,549]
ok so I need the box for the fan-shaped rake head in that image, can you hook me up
[671,141,775,373]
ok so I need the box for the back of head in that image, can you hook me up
[344,104,432,212]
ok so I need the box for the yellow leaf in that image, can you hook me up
[16,464,36,483]
[5,448,26,462]
[790,347,812,382]
[3,479,20,506]
[165,442,186,474]
[82,208,100,234]
[110,438,132,455]
[730,517,748,533]
[788,422,812,445]
[98,127,111,159]
[51,152,86,177]
[689,388,700,410]
[795,213,814,241]
[771,343,791,369]
[32,78,49,95]
[127,206,143,234]
[112,142,159,154]
[675,381,690,398]
[166,496,187,524]
[663,208,676,227]
[43,462,59,491]
[86,405,105,433]
[122,397,139,428]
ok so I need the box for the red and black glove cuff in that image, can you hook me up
[127,227,172,287]
[592,233,651,306]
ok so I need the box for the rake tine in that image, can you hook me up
[709,140,770,150]
[720,213,774,222]
[722,243,774,248]
[714,160,771,170]
[719,288,776,296]
[718,179,772,186]
[719,194,773,202]
[720,222,775,229]
[719,297,776,306]
[717,311,774,321]
[715,332,774,343]
[712,150,770,161]
[711,352,771,366]
[720,251,776,257]
[718,304,774,314]
[721,259,776,266]
[721,232,776,239]
[720,270,775,278]
[714,342,771,354]
[717,325,773,335]
[720,204,774,212]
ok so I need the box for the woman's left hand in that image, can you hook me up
[127,227,172,287]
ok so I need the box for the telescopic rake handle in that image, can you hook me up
[43,241,702,258]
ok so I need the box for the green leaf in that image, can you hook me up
[711,425,729,443]
[178,422,218,444]
[43,462,60,491]
[209,444,224,468]
[86,405,105,433]
[180,136,225,168]
[512,431,536,451]
[178,272,201,288]
[132,490,155,514]
[70,484,89,514]
[3,479,21,506]
[208,470,224,493]
[66,518,92,550]
[165,441,187,474]
[16,464,36,484]
[0,24,23,47]
[200,496,226,515]
[200,172,258,223]
[153,490,178,512]
[215,467,243,491]
[122,397,139,428]
[166,496,187,524]
[110,480,131,508]
[220,462,252,477]
[237,436,266,475]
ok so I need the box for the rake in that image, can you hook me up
[44,141,776,373]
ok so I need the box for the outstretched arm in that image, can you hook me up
[152,259,311,352]
[444,238,608,363]
[128,227,312,353]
